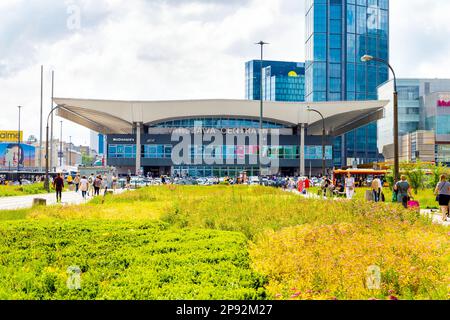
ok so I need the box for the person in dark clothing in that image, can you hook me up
[53,173,64,203]
[93,175,102,196]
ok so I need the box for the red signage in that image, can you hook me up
[438,100,450,107]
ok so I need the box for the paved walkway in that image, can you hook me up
[287,188,450,227]
[0,189,126,211]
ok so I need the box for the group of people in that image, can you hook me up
[52,173,119,203]
[320,174,385,202]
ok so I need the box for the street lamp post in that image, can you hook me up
[59,121,63,168]
[44,105,61,191]
[307,107,326,177]
[17,106,23,178]
[361,54,399,182]
[255,41,269,178]
[69,136,72,167]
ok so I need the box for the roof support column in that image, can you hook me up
[135,122,142,176]
[299,123,306,177]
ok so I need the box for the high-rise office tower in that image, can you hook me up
[246,60,305,101]
[305,0,389,102]
[305,0,389,167]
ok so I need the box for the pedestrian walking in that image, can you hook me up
[74,174,80,193]
[53,173,64,203]
[345,173,355,200]
[435,174,450,222]
[304,177,310,195]
[371,175,382,202]
[394,175,412,209]
[88,173,95,196]
[126,175,131,190]
[93,175,102,196]
[79,175,89,199]
[298,178,304,194]
[112,174,118,192]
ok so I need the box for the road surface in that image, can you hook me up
[0,189,126,211]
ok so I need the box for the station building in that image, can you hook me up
[53,98,388,177]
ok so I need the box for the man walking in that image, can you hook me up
[53,173,64,203]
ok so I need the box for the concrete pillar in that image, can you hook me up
[299,123,305,177]
[135,122,141,176]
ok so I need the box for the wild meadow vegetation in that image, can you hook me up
[0,183,51,198]
[0,186,448,300]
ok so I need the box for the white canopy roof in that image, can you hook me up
[53,98,389,136]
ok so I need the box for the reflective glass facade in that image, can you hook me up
[305,0,389,168]
[246,60,305,101]
[262,65,306,102]
[108,145,136,158]
[377,79,450,163]
[149,118,286,129]
[305,0,389,101]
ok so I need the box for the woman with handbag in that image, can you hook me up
[435,175,450,222]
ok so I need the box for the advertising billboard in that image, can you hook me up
[0,143,35,168]
[0,131,23,143]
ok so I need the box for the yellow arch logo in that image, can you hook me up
[288,71,298,77]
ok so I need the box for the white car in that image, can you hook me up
[248,176,260,185]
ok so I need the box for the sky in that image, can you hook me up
[1,0,450,147]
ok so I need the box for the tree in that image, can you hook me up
[403,161,425,195]
[429,162,449,189]
[82,154,95,166]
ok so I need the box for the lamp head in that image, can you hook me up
[361,54,374,62]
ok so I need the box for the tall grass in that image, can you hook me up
[0,185,447,300]
[0,183,51,198]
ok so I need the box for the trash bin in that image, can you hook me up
[33,198,47,207]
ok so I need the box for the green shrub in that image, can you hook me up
[0,220,267,300]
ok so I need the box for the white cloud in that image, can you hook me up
[0,0,449,146]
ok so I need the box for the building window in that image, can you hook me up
[108,144,136,158]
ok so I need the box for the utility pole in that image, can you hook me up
[255,40,269,178]
[50,70,55,172]
[39,65,44,172]
[60,121,63,168]
[17,106,23,176]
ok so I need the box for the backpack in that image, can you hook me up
[88,176,93,184]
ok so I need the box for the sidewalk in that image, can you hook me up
[286,188,450,227]
[0,189,126,211]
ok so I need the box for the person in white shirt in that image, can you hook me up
[345,173,355,200]
[79,176,89,199]
[371,176,383,202]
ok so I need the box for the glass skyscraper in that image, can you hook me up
[246,60,305,101]
[305,0,389,167]
[262,64,305,102]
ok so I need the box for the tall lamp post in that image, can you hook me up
[69,136,72,167]
[59,121,63,168]
[44,105,61,191]
[361,54,399,182]
[307,107,326,177]
[17,106,23,177]
[255,41,269,177]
